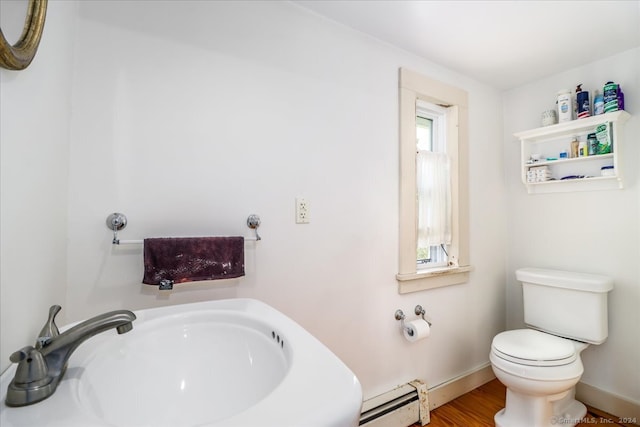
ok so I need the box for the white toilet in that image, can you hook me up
[490,267,613,427]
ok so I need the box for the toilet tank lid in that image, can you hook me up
[516,268,613,292]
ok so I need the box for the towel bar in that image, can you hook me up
[106,213,262,245]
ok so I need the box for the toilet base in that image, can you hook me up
[495,387,587,427]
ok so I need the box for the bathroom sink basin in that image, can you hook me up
[0,299,362,426]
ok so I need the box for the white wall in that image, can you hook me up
[60,0,506,399]
[0,2,76,373]
[503,48,640,404]
[0,0,506,400]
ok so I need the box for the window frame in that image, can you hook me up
[397,68,472,293]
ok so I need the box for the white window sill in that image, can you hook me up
[396,265,473,294]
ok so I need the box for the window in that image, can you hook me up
[397,68,471,293]
[416,101,449,269]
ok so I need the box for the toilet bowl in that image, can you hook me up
[490,268,613,427]
[490,329,588,427]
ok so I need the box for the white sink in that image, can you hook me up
[0,299,362,426]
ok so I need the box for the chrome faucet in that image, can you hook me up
[5,305,136,407]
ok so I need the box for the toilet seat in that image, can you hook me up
[492,329,577,367]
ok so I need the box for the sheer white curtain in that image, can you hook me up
[416,151,451,247]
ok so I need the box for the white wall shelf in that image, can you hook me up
[514,110,631,194]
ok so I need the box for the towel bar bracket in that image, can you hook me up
[106,213,128,244]
[247,214,262,241]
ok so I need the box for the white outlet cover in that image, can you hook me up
[296,197,310,224]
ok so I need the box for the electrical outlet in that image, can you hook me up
[295,197,310,224]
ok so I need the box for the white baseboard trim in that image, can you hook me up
[576,382,640,425]
[428,363,495,410]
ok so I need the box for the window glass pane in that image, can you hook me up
[416,116,432,151]
[416,104,450,269]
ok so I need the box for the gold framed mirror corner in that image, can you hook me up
[0,0,48,71]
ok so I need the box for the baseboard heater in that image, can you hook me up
[360,380,430,427]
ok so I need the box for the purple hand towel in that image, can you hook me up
[143,237,244,285]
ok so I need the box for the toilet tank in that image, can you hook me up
[516,268,613,344]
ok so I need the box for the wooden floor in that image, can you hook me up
[412,379,635,427]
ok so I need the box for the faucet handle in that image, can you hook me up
[10,346,35,364]
[10,346,49,386]
[36,305,61,348]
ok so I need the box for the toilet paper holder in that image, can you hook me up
[394,305,432,332]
